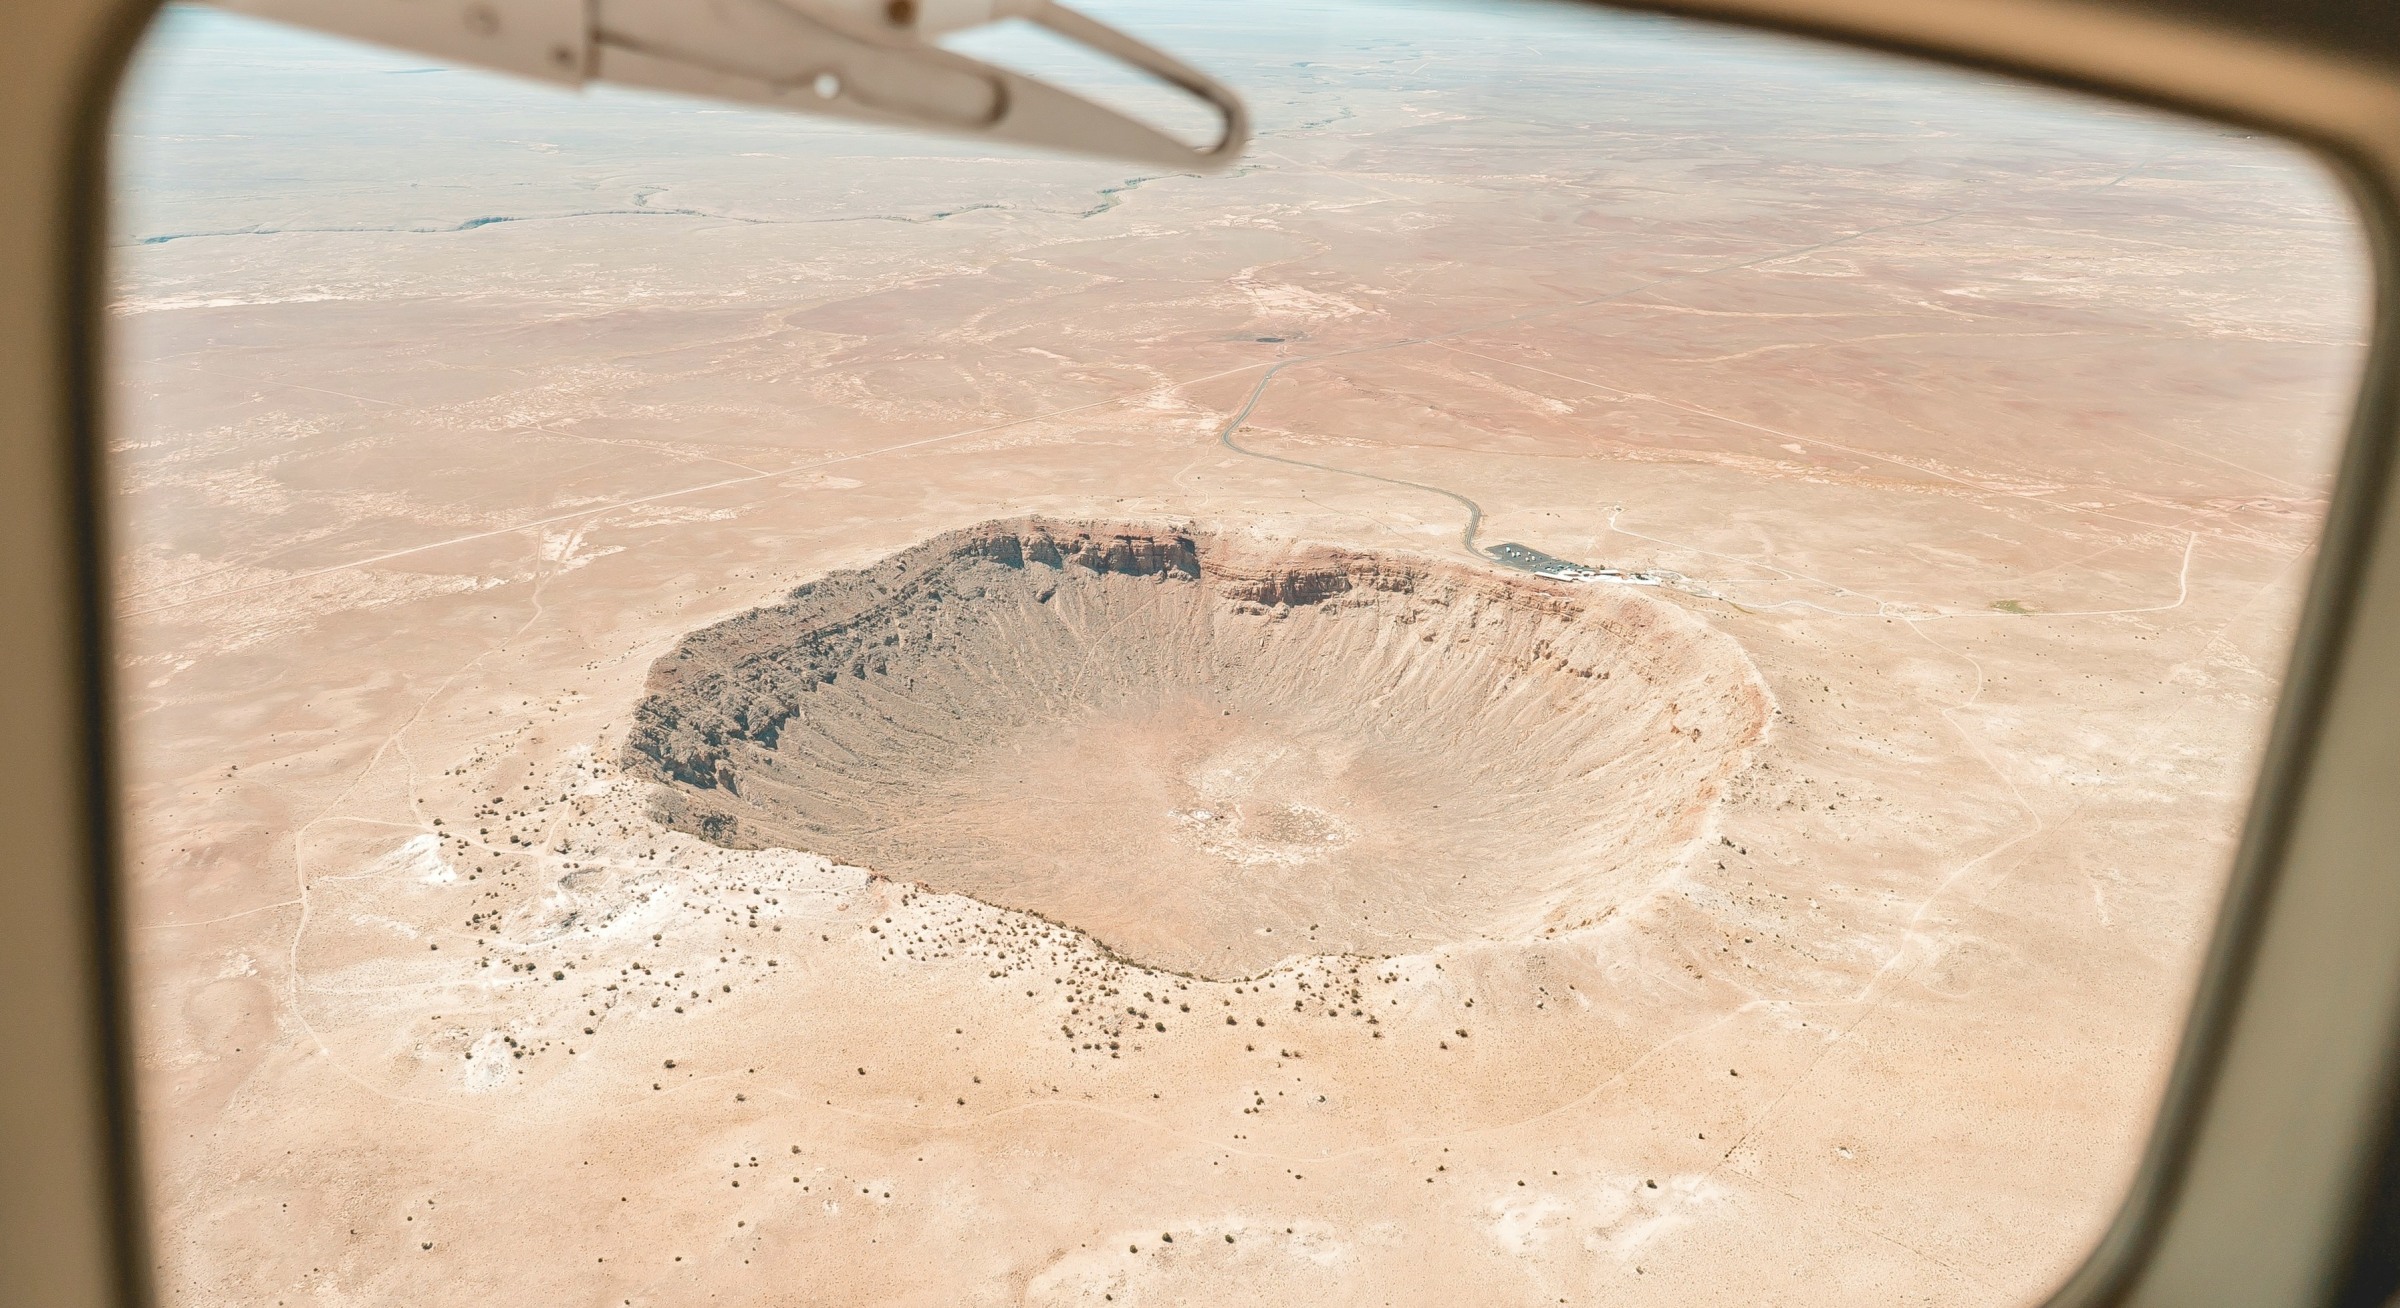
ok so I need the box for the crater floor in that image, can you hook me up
[627,519,1771,976]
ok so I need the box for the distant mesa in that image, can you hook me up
[625,518,1769,977]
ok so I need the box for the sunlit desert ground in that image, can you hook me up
[107,3,2367,1304]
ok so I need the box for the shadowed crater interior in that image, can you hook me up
[625,518,1769,977]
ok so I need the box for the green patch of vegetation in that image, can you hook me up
[1989,599,2032,615]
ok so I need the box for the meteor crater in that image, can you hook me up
[626,518,1769,977]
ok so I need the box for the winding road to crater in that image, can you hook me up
[1214,357,1491,559]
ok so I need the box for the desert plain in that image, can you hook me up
[106,2,2369,1304]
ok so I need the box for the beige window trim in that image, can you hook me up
[5,2,2395,1304]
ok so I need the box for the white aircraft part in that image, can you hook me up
[211,0,592,83]
[598,0,1009,131]
[201,0,1249,171]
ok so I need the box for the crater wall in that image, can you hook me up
[625,519,1770,977]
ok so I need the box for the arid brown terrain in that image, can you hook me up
[106,2,2367,1305]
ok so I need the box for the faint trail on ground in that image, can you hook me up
[1451,341,2252,547]
[1572,496,2249,1253]
[1704,528,2307,1206]
[271,534,569,1125]
[1204,209,1974,561]
[123,209,1965,618]
[1214,359,1488,558]
[118,377,1251,617]
[134,897,302,931]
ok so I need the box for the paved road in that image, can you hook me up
[1213,358,1489,559]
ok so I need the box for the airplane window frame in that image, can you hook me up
[5,1,2398,1305]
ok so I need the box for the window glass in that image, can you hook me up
[110,2,2367,1302]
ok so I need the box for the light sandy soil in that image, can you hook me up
[107,4,2367,1305]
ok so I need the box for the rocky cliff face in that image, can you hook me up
[624,518,1770,977]
[626,520,1206,793]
